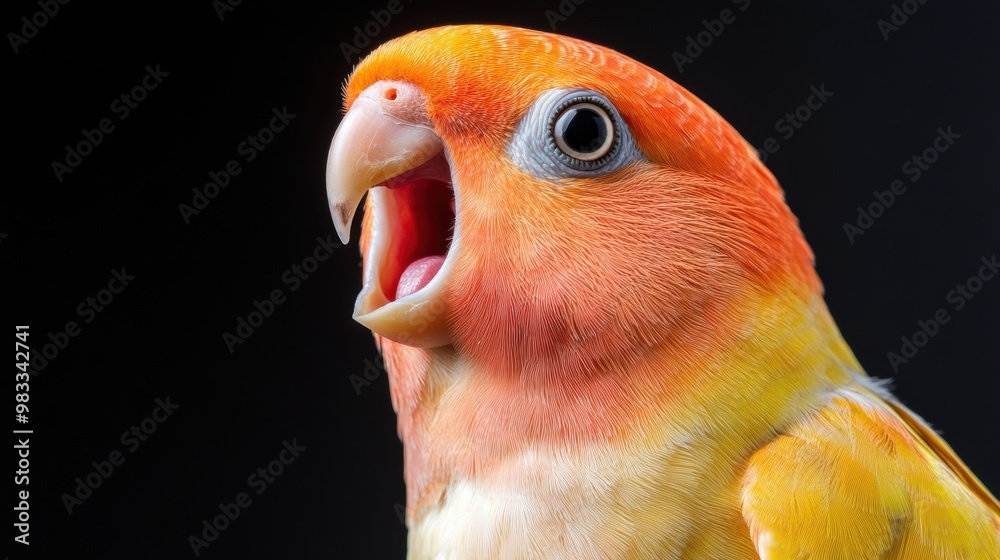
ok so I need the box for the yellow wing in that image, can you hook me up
[741,386,1000,559]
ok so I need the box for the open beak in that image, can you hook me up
[326,81,456,348]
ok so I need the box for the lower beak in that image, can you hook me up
[326,82,455,348]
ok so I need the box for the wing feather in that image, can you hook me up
[741,388,1000,559]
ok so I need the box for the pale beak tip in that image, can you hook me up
[334,227,351,246]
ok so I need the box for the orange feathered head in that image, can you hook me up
[327,24,818,378]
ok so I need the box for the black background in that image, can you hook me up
[6,1,998,558]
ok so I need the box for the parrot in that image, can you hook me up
[325,24,1000,559]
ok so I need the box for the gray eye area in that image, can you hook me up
[553,102,614,161]
[508,88,642,180]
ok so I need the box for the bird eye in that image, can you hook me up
[549,97,617,168]
[509,89,638,180]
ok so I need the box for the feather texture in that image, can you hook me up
[340,25,1000,559]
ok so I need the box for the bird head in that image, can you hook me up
[327,24,819,378]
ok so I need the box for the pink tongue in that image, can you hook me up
[396,255,445,300]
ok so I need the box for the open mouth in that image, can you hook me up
[348,147,459,347]
[327,81,459,347]
[374,151,456,303]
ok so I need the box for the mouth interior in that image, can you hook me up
[379,151,455,302]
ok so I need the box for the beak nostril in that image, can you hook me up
[385,88,398,101]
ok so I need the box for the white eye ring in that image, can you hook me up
[551,100,616,163]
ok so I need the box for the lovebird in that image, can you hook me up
[326,25,999,559]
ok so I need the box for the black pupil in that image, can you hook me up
[557,106,607,154]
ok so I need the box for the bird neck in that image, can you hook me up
[382,279,863,524]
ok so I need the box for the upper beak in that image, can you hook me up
[325,81,455,348]
[326,93,442,244]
